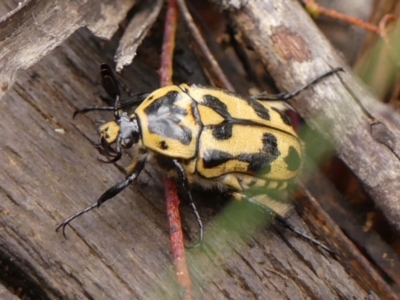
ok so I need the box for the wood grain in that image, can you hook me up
[0,0,398,299]
[229,0,400,235]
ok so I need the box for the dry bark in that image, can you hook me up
[0,0,138,99]
[0,0,398,299]
[226,0,400,234]
[115,0,164,72]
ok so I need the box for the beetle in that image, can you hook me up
[56,64,342,246]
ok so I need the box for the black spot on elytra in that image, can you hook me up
[144,91,192,145]
[203,95,229,117]
[211,123,233,140]
[237,153,274,173]
[203,149,233,168]
[284,146,301,171]
[144,91,178,115]
[227,132,281,173]
[262,133,280,156]
[246,99,270,120]
[272,107,292,126]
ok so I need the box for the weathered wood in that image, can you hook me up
[0,0,138,98]
[0,1,397,299]
[115,0,164,72]
[0,283,19,300]
[297,160,400,297]
[227,0,400,234]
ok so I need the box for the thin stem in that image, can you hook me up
[176,0,234,90]
[160,1,193,299]
[303,0,380,34]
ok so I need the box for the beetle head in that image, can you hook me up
[97,112,140,162]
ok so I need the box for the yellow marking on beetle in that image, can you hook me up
[135,85,202,159]
[266,181,278,189]
[186,85,296,135]
[99,121,119,144]
[196,124,302,180]
[221,174,243,191]
[197,105,224,125]
[278,181,288,190]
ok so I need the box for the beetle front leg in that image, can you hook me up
[171,159,204,248]
[56,158,146,237]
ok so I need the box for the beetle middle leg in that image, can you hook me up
[171,159,204,248]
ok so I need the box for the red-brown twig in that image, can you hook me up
[378,13,396,44]
[160,0,193,299]
[163,177,192,299]
[303,0,380,34]
[160,0,178,87]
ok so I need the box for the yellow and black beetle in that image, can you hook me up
[57,64,342,244]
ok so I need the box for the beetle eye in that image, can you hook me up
[122,131,139,148]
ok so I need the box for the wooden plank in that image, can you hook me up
[0,1,395,299]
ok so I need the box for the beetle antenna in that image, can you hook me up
[73,93,150,118]
[100,64,121,100]
[114,94,121,120]
[252,67,343,101]
[98,64,122,120]
[73,106,115,118]
[73,64,149,118]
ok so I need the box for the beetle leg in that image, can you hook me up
[231,192,291,218]
[56,158,146,238]
[251,67,343,101]
[274,217,335,255]
[171,159,204,248]
[231,192,334,254]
